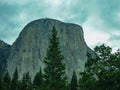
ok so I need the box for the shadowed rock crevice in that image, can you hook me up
[0,40,11,73]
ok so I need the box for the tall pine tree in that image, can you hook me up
[44,26,67,90]
[70,71,78,90]
[33,68,43,90]
[0,63,5,90]
[10,67,19,90]
[4,71,11,90]
[20,72,33,90]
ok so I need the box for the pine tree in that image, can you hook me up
[3,71,11,90]
[70,71,78,90]
[0,63,5,90]
[79,71,97,90]
[20,72,33,90]
[44,26,67,90]
[10,67,19,90]
[33,68,43,90]
[0,78,5,90]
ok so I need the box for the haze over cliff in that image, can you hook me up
[0,18,93,79]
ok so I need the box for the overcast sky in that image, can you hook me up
[0,0,120,51]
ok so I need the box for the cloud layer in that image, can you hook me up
[0,0,120,50]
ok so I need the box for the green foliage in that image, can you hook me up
[44,26,67,90]
[80,44,120,90]
[70,71,78,90]
[10,67,19,90]
[4,71,11,90]
[0,64,5,90]
[0,77,5,90]
[20,72,33,90]
[79,72,97,90]
[33,68,43,90]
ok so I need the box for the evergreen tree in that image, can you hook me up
[66,83,70,90]
[79,71,96,90]
[0,63,5,90]
[44,26,67,90]
[3,71,11,90]
[33,68,43,90]
[80,44,120,90]
[10,67,19,90]
[70,71,78,90]
[20,72,33,90]
[0,77,5,90]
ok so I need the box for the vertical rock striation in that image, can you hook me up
[7,18,89,79]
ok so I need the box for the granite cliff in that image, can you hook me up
[6,18,92,79]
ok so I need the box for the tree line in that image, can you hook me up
[0,26,120,90]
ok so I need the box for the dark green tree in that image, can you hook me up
[44,26,67,90]
[3,71,11,90]
[0,63,5,90]
[70,71,78,90]
[0,78,5,90]
[94,44,115,90]
[79,71,97,90]
[33,68,43,90]
[20,72,33,90]
[80,44,120,90]
[79,51,97,90]
[10,67,19,90]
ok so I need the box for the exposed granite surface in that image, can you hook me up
[7,18,91,79]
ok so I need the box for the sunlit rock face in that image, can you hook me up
[7,18,91,79]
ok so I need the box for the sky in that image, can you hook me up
[0,0,120,51]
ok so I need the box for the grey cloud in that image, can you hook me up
[108,34,120,49]
[95,0,120,30]
[0,0,120,46]
[0,3,22,44]
[0,0,53,44]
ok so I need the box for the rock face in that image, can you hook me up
[7,18,89,79]
[0,40,11,72]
